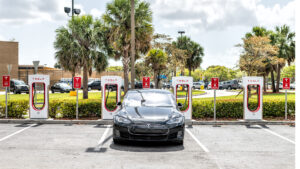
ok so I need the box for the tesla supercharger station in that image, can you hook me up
[242,76,263,120]
[172,76,193,121]
[29,74,50,119]
[101,76,122,120]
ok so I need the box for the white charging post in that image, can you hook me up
[29,74,50,119]
[172,76,193,121]
[101,76,122,120]
[242,76,263,121]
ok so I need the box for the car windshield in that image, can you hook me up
[14,81,26,85]
[60,83,71,88]
[124,92,175,107]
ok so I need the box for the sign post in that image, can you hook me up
[143,77,150,89]
[73,77,82,120]
[2,75,10,119]
[283,78,290,120]
[211,78,219,122]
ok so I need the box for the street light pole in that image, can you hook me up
[178,31,185,76]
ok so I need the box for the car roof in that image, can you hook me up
[128,89,172,94]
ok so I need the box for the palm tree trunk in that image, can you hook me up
[72,71,75,91]
[154,71,158,89]
[271,69,276,93]
[83,65,88,99]
[263,75,266,92]
[130,0,136,90]
[122,53,130,94]
[276,64,281,93]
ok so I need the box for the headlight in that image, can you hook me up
[167,115,184,124]
[114,116,131,124]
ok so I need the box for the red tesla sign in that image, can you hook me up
[143,77,150,88]
[73,77,82,89]
[2,75,10,87]
[283,78,290,89]
[211,78,219,89]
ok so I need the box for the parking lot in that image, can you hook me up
[0,124,295,169]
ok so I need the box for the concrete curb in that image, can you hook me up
[0,119,294,125]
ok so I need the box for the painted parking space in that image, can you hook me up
[189,125,295,169]
[0,124,295,169]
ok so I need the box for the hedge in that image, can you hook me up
[0,99,295,119]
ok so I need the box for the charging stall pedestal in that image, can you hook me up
[242,76,263,121]
[172,76,193,123]
[29,74,50,119]
[101,76,122,120]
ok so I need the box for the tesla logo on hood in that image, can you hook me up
[146,124,151,128]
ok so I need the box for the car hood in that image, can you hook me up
[124,106,176,121]
[16,85,29,88]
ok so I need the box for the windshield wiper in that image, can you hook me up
[136,90,146,104]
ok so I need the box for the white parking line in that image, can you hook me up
[0,124,36,142]
[186,128,209,153]
[97,125,111,148]
[256,125,295,144]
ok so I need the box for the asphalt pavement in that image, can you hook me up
[0,124,295,169]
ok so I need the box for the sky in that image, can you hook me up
[0,0,295,70]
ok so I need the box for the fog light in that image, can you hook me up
[177,131,183,138]
[115,130,120,137]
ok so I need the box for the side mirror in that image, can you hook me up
[177,103,183,108]
[117,102,122,106]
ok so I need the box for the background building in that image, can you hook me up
[0,41,18,90]
[0,40,122,90]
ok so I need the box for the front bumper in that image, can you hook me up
[113,123,184,142]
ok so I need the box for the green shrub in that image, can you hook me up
[192,99,295,119]
[0,100,29,118]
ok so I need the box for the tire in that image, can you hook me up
[173,140,183,145]
[13,90,17,94]
[192,86,195,90]
[228,86,231,90]
[88,87,91,91]
[113,139,123,145]
[51,90,55,93]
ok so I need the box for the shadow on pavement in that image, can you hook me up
[109,141,184,152]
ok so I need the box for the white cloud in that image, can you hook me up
[202,47,242,69]
[90,8,103,19]
[0,0,86,25]
[148,0,295,32]
[255,1,295,29]
[0,34,5,41]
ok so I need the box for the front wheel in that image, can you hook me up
[228,86,231,90]
[51,90,55,93]
[88,87,91,91]
[113,139,123,145]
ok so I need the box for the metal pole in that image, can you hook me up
[5,87,8,118]
[76,88,78,120]
[214,89,216,122]
[285,89,287,120]
[72,0,74,17]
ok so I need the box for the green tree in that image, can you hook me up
[135,61,152,81]
[204,66,235,82]
[281,65,295,82]
[106,66,123,72]
[54,15,108,99]
[103,0,153,93]
[173,36,204,76]
[145,49,167,88]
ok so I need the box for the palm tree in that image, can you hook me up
[145,49,167,88]
[54,25,81,88]
[186,41,204,76]
[130,0,136,90]
[54,15,108,99]
[174,36,204,76]
[103,0,153,93]
[270,25,295,92]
